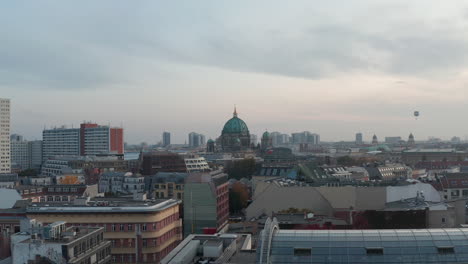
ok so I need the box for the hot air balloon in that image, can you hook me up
[414,111,419,119]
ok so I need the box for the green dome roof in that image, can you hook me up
[207,139,215,143]
[222,108,249,134]
[262,131,270,138]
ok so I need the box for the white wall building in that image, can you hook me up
[10,137,29,170]
[184,156,210,173]
[0,98,11,173]
[83,126,110,155]
[42,127,80,161]
[11,136,43,171]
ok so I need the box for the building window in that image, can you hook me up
[438,247,455,254]
[152,223,156,230]
[142,224,147,231]
[451,190,460,197]
[62,196,68,201]
[442,217,446,223]
[120,224,125,231]
[294,248,311,256]
[143,239,147,247]
[177,193,182,199]
[366,248,384,255]
[112,224,116,231]
[128,224,133,231]
[463,190,468,197]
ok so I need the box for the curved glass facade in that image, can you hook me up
[258,226,468,263]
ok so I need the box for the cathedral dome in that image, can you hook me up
[262,131,270,139]
[222,108,249,135]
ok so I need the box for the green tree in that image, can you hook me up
[225,158,257,180]
[336,156,355,166]
[18,169,38,176]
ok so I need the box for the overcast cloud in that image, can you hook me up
[2,1,468,143]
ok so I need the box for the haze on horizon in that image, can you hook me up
[2,1,468,144]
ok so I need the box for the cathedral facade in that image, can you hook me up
[220,108,251,151]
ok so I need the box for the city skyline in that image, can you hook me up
[3,1,468,143]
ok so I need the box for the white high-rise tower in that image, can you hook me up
[0,98,11,173]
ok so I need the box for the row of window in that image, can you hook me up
[107,214,179,232]
[292,246,456,256]
[110,241,180,263]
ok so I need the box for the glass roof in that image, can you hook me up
[260,228,468,264]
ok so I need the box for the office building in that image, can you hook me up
[183,170,229,237]
[26,198,182,263]
[81,123,124,156]
[163,132,171,147]
[43,123,124,161]
[42,127,81,161]
[0,98,11,173]
[258,218,468,264]
[385,136,402,144]
[291,131,320,145]
[10,135,43,171]
[10,136,29,171]
[355,132,363,144]
[29,140,43,170]
[188,132,206,148]
[270,132,289,147]
[12,220,111,264]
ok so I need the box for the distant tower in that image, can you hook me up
[408,133,415,146]
[261,131,272,150]
[206,139,215,153]
[355,133,363,145]
[162,132,171,147]
[372,134,378,145]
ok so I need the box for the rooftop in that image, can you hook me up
[26,198,181,213]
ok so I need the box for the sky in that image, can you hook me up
[2,1,468,144]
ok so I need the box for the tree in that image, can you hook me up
[18,169,38,176]
[229,182,250,214]
[225,158,257,180]
[337,156,355,166]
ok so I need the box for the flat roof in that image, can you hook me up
[26,199,181,213]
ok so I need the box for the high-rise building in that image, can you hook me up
[29,140,43,170]
[81,123,124,156]
[10,135,28,171]
[42,127,80,161]
[355,132,363,144]
[270,132,290,146]
[163,132,171,147]
[385,136,402,144]
[183,170,229,237]
[43,123,124,160]
[10,135,43,171]
[188,132,205,148]
[291,131,320,145]
[0,98,11,173]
